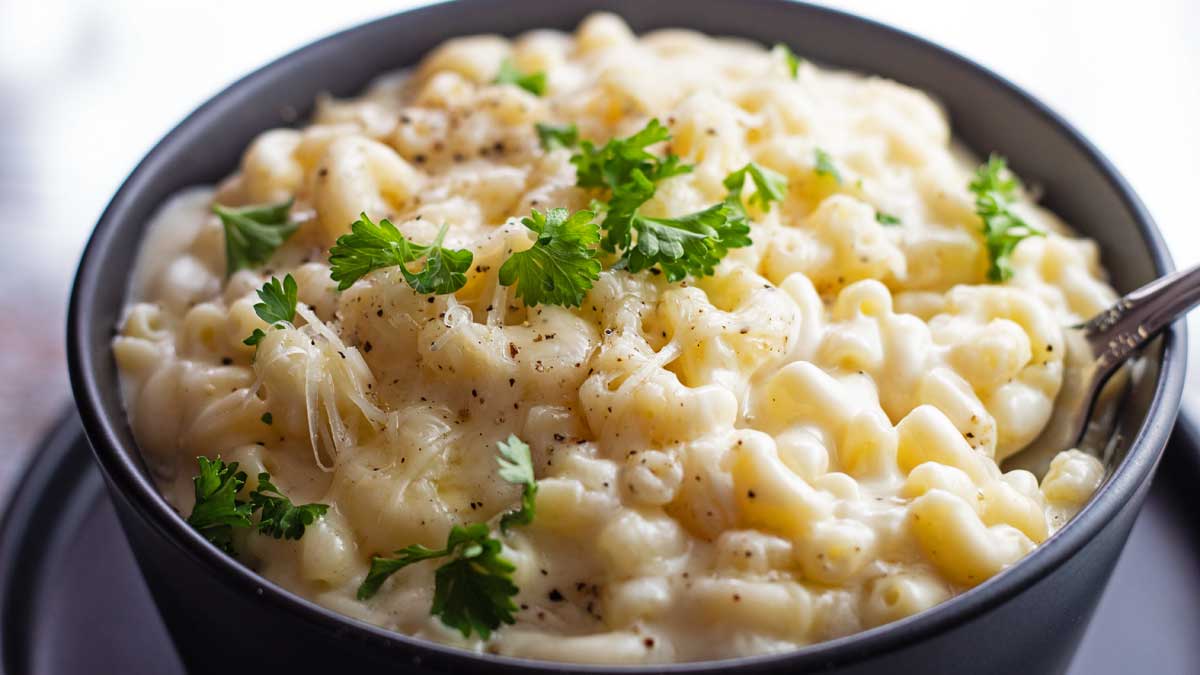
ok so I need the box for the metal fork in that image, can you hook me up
[1017,262,1200,466]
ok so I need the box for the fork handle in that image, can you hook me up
[1084,261,1200,376]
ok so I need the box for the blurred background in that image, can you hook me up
[0,0,1197,501]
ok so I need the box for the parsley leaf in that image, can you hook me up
[249,474,330,540]
[596,168,658,255]
[495,59,546,96]
[186,457,253,554]
[357,523,519,639]
[496,435,537,533]
[620,202,751,282]
[970,154,1044,282]
[723,162,789,214]
[536,122,579,150]
[403,225,474,295]
[433,527,519,639]
[571,119,755,280]
[814,148,842,184]
[568,118,748,278]
[773,43,802,79]
[328,213,424,290]
[876,212,902,225]
[243,274,298,346]
[498,208,601,307]
[214,199,298,277]
[328,213,474,294]
[572,118,690,193]
[358,541,456,601]
[185,457,327,554]
[356,435,539,637]
[253,274,298,325]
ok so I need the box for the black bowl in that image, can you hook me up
[67,1,1185,673]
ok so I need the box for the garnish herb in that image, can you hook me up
[358,523,519,638]
[261,412,273,425]
[244,274,298,346]
[356,436,540,638]
[342,126,781,307]
[498,208,601,308]
[328,213,474,294]
[723,161,789,215]
[571,118,754,281]
[969,154,1043,282]
[187,457,253,554]
[186,457,328,553]
[772,43,802,79]
[496,435,537,532]
[250,474,330,540]
[814,148,842,184]
[494,59,547,96]
[618,202,751,282]
[535,122,579,150]
[572,118,691,195]
[875,212,902,226]
[214,199,298,277]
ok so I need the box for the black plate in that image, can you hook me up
[0,410,1197,674]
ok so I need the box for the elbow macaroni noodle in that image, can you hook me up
[113,14,1113,663]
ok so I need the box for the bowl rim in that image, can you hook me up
[66,0,1186,671]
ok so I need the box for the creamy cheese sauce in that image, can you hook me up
[114,14,1114,664]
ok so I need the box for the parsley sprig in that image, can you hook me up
[328,213,474,294]
[572,118,691,198]
[356,435,539,639]
[969,154,1043,282]
[723,161,789,216]
[814,148,842,184]
[619,202,751,282]
[536,122,579,151]
[244,274,298,346]
[358,523,518,638]
[498,208,601,307]
[214,199,298,277]
[187,457,253,554]
[772,43,803,79]
[250,474,330,540]
[572,119,760,280]
[186,457,328,553]
[496,435,537,532]
[495,59,546,96]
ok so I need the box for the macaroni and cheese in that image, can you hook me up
[113,14,1113,663]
